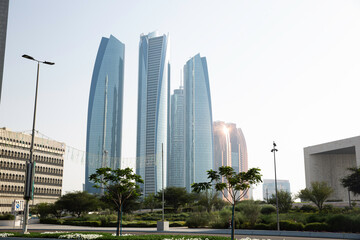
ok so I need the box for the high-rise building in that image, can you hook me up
[168,88,185,188]
[183,54,214,192]
[213,121,249,199]
[85,35,125,194]
[136,31,170,195]
[0,128,65,214]
[263,179,291,201]
[0,0,9,102]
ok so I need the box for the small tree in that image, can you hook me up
[341,167,360,195]
[89,167,143,236]
[156,186,190,212]
[56,191,100,217]
[143,193,160,212]
[192,166,262,240]
[268,190,293,213]
[297,181,333,211]
[236,200,261,226]
[197,190,224,213]
[33,203,52,219]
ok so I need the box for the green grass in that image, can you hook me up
[0,232,230,240]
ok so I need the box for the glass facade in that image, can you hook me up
[168,88,185,188]
[184,54,214,192]
[136,31,170,195]
[85,35,125,194]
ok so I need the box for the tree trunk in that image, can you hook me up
[231,203,235,240]
[116,206,122,236]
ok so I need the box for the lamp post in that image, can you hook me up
[22,54,54,234]
[271,141,280,231]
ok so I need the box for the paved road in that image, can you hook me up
[0,224,359,240]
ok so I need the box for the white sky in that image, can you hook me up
[1,0,360,200]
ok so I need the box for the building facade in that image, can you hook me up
[0,128,65,214]
[168,88,185,188]
[213,121,249,199]
[0,0,9,102]
[262,179,291,201]
[183,54,214,192]
[136,31,170,195]
[304,136,360,202]
[85,35,125,194]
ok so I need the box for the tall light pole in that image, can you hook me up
[22,54,54,234]
[271,141,280,231]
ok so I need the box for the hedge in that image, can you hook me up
[304,222,328,231]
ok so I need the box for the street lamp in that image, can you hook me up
[271,141,280,231]
[22,54,54,234]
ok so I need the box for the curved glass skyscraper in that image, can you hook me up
[184,54,214,192]
[136,31,170,195]
[85,35,125,193]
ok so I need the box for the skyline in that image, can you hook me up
[1,0,360,199]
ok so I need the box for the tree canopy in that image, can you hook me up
[89,167,143,236]
[268,190,293,213]
[297,181,333,211]
[341,167,360,195]
[56,191,100,217]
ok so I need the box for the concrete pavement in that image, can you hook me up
[0,223,359,240]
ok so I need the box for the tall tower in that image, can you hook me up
[168,88,185,188]
[184,54,214,192]
[85,35,125,194]
[0,0,9,102]
[213,121,249,199]
[136,31,170,195]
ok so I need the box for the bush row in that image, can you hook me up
[39,218,186,228]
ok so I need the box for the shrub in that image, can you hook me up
[253,223,273,230]
[326,214,359,232]
[39,218,64,224]
[304,222,329,231]
[261,205,276,215]
[169,221,186,227]
[237,200,260,226]
[0,214,14,220]
[186,212,210,228]
[270,220,304,231]
[306,214,326,223]
[300,204,317,213]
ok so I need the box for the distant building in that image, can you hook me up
[184,54,214,192]
[263,179,290,201]
[213,121,249,199]
[0,128,65,214]
[168,88,185,188]
[0,0,9,102]
[304,136,360,202]
[85,35,125,194]
[136,31,170,195]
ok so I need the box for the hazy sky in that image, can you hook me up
[1,0,360,199]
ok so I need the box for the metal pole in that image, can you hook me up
[162,143,164,221]
[348,190,351,208]
[23,62,40,234]
[271,141,280,231]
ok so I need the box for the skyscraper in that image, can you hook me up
[213,121,249,199]
[263,179,291,201]
[0,0,9,102]
[85,35,125,194]
[168,88,185,188]
[184,54,214,192]
[136,31,170,195]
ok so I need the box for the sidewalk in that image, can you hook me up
[0,224,359,240]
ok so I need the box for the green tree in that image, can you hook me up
[156,186,191,212]
[268,190,293,213]
[236,200,260,226]
[197,190,225,213]
[89,167,143,236]
[192,166,262,240]
[56,191,100,217]
[297,181,333,211]
[33,203,52,219]
[143,193,160,212]
[341,167,360,195]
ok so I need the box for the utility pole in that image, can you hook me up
[271,141,280,231]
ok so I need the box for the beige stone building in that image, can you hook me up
[0,128,65,214]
